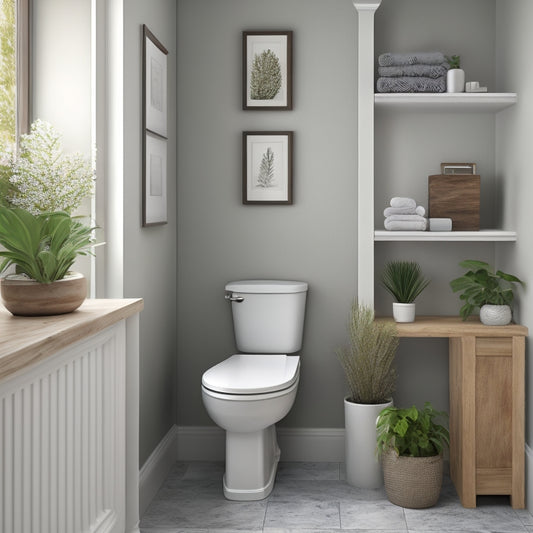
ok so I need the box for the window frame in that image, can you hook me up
[16,0,30,136]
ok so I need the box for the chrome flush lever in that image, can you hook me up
[225,292,244,303]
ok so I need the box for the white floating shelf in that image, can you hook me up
[374,230,517,242]
[374,93,518,112]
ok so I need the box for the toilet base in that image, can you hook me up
[223,424,280,501]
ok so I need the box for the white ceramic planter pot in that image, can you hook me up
[344,397,393,489]
[393,302,415,323]
[480,304,512,326]
[446,69,465,93]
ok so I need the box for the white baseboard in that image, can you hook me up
[526,443,533,513]
[139,425,178,515]
[176,426,345,462]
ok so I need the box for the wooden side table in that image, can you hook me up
[376,316,528,508]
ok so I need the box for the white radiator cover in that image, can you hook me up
[0,322,127,533]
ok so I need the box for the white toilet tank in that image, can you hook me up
[225,280,308,354]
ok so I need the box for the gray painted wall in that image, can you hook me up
[177,0,358,428]
[495,0,533,445]
[177,0,517,429]
[123,0,178,465]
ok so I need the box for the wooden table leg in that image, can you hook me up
[449,336,477,508]
[511,336,525,509]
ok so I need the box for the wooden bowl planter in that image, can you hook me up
[1,272,87,316]
[382,450,443,509]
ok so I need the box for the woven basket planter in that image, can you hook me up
[382,450,443,509]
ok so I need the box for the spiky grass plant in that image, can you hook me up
[336,302,398,404]
[381,261,430,304]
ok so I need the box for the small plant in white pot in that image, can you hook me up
[450,259,524,326]
[381,261,430,323]
[336,302,398,488]
[376,402,450,509]
[0,120,95,316]
[446,54,464,93]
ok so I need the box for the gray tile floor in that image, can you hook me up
[141,461,533,533]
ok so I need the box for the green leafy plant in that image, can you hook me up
[381,261,430,303]
[376,402,450,458]
[450,259,524,320]
[0,119,94,215]
[250,49,282,100]
[0,207,94,283]
[336,302,398,404]
[446,54,461,69]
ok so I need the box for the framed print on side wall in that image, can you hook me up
[143,24,168,137]
[143,132,167,226]
[243,31,292,110]
[243,131,293,205]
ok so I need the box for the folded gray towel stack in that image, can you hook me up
[384,197,427,231]
[377,52,448,93]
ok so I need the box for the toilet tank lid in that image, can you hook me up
[225,280,308,294]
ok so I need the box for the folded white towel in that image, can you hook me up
[390,197,416,209]
[384,219,427,231]
[385,214,427,222]
[384,205,426,217]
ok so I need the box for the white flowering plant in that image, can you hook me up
[0,120,96,283]
[0,119,94,214]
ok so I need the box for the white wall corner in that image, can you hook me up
[139,424,179,516]
[176,426,345,463]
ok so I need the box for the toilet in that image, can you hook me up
[201,279,308,501]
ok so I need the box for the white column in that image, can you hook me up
[353,0,381,307]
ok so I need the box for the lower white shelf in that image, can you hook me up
[374,230,517,242]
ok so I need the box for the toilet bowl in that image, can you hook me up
[201,280,308,501]
[202,353,299,500]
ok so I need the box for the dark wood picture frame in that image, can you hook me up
[142,24,168,226]
[243,31,293,110]
[243,131,293,205]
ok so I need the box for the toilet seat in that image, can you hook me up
[202,354,299,395]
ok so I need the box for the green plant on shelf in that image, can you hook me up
[446,54,461,69]
[449,259,524,320]
[381,260,430,303]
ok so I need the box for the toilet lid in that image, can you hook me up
[202,354,300,395]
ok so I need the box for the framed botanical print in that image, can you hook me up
[143,25,168,137]
[143,132,167,225]
[243,31,293,110]
[243,131,293,204]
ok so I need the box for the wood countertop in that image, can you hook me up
[375,315,528,338]
[0,298,144,381]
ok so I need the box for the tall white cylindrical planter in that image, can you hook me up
[344,397,393,488]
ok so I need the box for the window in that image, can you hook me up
[0,0,29,144]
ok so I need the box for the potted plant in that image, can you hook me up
[0,119,95,316]
[450,259,524,326]
[376,402,450,508]
[381,260,430,323]
[446,54,464,93]
[336,302,398,488]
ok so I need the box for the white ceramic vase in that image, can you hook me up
[344,397,393,489]
[480,304,512,326]
[393,302,416,323]
[446,69,465,93]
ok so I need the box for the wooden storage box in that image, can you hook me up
[428,174,480,231]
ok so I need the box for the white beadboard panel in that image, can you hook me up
[0,323,126,533]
